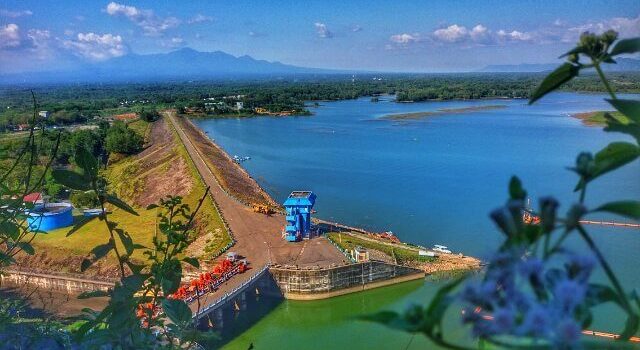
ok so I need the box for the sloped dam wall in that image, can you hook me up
[269,261,425,300]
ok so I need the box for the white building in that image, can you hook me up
[235,101,244,110]
[38,111,51,118]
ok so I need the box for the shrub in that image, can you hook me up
[139,108,160,122]
[105,121,143,154]
[70,190,100,208]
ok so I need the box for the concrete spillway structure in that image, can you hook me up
[283,191,316,242]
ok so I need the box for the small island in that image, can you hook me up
[380,104,507,121]
[571,110,630,126]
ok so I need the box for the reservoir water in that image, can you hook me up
[193,92,640,349]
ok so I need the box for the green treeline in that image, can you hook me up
[1,72,638,128]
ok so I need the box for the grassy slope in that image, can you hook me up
[326,232,434,264]
[35,118,231,264]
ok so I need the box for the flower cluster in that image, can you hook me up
[459,246,596,348]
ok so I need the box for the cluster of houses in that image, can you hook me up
[118,99,151,107]
[202,95,246,113]
[7,110,50,131]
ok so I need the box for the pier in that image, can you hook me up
[580,220,640,229]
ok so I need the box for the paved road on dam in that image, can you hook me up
[164,111,347,312]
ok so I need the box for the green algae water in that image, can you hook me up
[193,92,640,349]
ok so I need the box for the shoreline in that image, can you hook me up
[569,110,629,126]
[183,118,482,274]
[175,114,280,208]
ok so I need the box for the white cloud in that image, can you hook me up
[390,33,419,44]
[62,32,127,61]
[188,14,213,24]
[429,23,535,46]
[352,25,363,32]
[433,24,468,43]
[0,9,32,18]
[568,14,640,39]
[0,23,20,48]
[27,29,52,59]
[105,2,179,36]
[314,22,333,38]
[469,24,489,42]
[497,29,532,42]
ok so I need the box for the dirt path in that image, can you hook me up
[164,110,347,312]
[164,111,345,268]
[174,114,278,208]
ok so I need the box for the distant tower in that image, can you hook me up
[283,191,316,242]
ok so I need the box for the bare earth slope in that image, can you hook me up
[165,110,346,269]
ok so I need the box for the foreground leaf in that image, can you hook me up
[66,216,96,237]
[51,169,91,191]
[105,194,138,216]
[91,241,115,260]
[610,38,640,56]
[595,201,640,220]
[606,99,640,123]
[162,299,192,326]
[15,242,34,255]
[508,176,527,200]
[75,147,99,178]
[182,257,200,268]
[160,259,182,295]
[605,121,640,144]
[78,290,111,299]
[529,63,580,104]
[592,142,640,179]
[0,221,20,240]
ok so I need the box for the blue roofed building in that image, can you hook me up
[283,191,316,242]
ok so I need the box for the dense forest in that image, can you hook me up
[1,72,639,129]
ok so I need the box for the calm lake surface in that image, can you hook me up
[193,92,640,349]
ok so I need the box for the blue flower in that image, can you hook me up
[517,305,551,337]
[553,279,586,312]
[492,307,516,334]
[517,257,543,279]
[554,318,582,347]
[566,253,596,283]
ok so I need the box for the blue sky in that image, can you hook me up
[1,0,639,73]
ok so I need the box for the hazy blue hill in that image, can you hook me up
[0,48,340,84]
[480,57,640,72]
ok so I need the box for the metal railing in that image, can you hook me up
[193,263,270,320]
[324,234,356,263]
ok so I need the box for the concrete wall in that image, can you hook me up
[0,270,114,293]
[269,261,424,300]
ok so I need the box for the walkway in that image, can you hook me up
[163,112,346,312]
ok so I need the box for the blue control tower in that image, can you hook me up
[283,191,316,242]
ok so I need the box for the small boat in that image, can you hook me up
[232,155,251,163]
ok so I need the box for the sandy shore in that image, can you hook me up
[381,104,507,120]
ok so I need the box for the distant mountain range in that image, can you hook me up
[3,48,638,85]
[0,48,342,84]
[479,57,640,72]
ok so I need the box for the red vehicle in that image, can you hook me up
[168,257,249,303]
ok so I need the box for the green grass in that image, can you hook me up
[35,118,231,264]
[327,232,435,264]
[126,119,150,139]
[574,110,630,126]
